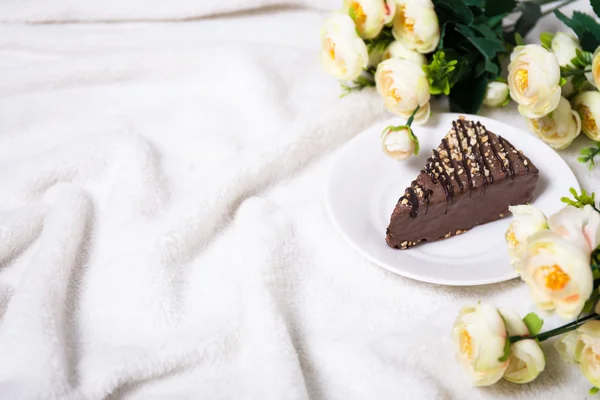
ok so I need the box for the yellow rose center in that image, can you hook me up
[539,264,570,291]
[515,69,529,92]
[397,5,415,33]
[326,38,336,60]
[350,2,367,29]
[579,105,598,134]
[459,329,474,359]
[505,230,519,247]
[387,88,402,103]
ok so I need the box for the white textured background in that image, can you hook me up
[0,0,598,399]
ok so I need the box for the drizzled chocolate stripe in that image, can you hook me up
[432,149,454,203]
[479,122,510,179]
[500,136,531,172]
[406,186,419,218]
[473,122,493,186]
[453,120,474,193]
[498,136,516,179]
[441,138,463,191]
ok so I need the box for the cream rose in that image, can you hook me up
[551,32,581,68]
[548,204,600,255]
[375,58,431,123]
[320,13,369,81]
[344,0,396,39]
[452,304,510,386]
[392,0,440,54]
[572,91,600,141]
[521,231,593,320]
[381,125,417,160]
[556,321,600,388]
[483,81,510,107]
[508,45,562,119]
[505,205,548,272]
[592,48,600,88]
[382,41,427,66]
[525,97,582,150]
[500,309,546,384]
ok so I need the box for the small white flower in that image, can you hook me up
[499,309,546,384]
[375,58,431,123]
[572,91,600,141]
[525,97,582,150]
[505,205,548,273]
[551,32,581,68]
[381,126,417,160]
[556,321,600,388]
[521,231,593,320]
[320,13,369,81]
[451,304,510,386]
[382,41,427,66]
[508,45,562,119]
[343,0,396,39]
[392,0,440,54]
[483,81,510,107]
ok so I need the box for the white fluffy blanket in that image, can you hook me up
[0,1,598,398]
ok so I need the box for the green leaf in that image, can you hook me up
[540,32,554,49]
[485,0,517,17]
[514,32,526,46]
[593,0,600,18]
[555,10,600,52]
[581,290,600,314]
[485,58,500,76]
[433,0,474,25]
[560,76,567,86]
[561,187,598,208]
[514,2,542,39]
[498,336,511,362]
[523,313,544,336]
[464,0,485,6]
[576,48,594,65]
[466,37,506,59]
[579,143,600,171]
[572,11,600,43]
[590,386,599,395]
[449,76,488,114]
[486,13,507,30]
[474,24,502,41]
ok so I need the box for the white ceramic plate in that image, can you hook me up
[325,113,580,286]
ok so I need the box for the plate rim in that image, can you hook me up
[324,112,580,286]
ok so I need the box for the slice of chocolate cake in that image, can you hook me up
[386,117,539,249]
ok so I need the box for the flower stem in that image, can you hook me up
[510,313,600,343]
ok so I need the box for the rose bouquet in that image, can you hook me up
[452,189,600,392]
[320,0,600,163]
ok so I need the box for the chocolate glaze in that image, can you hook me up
[385,117,539,250]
